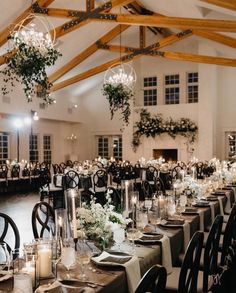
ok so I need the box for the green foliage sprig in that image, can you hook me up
[102,83,134,126]
[1,36,62,105]
[132,109,198,151]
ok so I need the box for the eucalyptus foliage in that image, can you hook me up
[1,36,61,105]
[132,109,198,151]
[102,83,134,126]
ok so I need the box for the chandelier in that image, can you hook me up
[104,62,137,91]
[9,13,56,53]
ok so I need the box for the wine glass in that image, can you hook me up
[126,228,141,254]
[113,227,125,251]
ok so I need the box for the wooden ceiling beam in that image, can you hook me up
[88,13,236,32]
[51,29,193,91]
[153,50,236,67]
[50,54,140,92]
[52,0,134,39]
[98,29,193,53]
[193,30,236,49]
[0,0,54,47]
[49,24,129,83]
[200,0,236,12]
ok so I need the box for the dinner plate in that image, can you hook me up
[206,196,218,201]
[192,202,210,207]
[159,219,185,228]
[135,232,163,244]
[211,191,225,196]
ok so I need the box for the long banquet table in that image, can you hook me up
[1,188,235,293]
[44,188,235,292]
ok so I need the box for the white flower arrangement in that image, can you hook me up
[76,192,130,242]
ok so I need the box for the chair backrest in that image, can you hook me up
[142,180,153,198]
[93,169,108,191]
[31,202,55,239]
[146,166,158,183]
[0,165,8,179]
[63,170,80,190]
[135,265,167,293]
[221,203,236,266]
[107,186,121,210]
[156,177,165,194]
[178,231,204,293]
[11,164,20,178]
[203,215,223,292]
[0,213,20,259]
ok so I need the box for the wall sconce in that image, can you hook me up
[68,104,78,114]
[67,134,77,141]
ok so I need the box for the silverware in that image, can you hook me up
[59,279,105,288]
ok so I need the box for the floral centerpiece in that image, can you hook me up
[76,192,130,248]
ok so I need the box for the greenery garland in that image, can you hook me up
[132,109,198,151]
[102,83,134,126]
[1,35,61,105]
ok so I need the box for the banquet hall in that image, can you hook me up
[0,0,236,293]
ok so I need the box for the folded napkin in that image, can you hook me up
[218,197,224,216]
[158,235,172,275]
[225,192,231,214]
[35,280,95,293]
[183,222,190,252]
[184,207,198,213]
[92,251,140,293]
[209,202,215,224]
[197,209,204,231]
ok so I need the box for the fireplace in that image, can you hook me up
[153,149,178,162]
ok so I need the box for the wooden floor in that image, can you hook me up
[0,191,39,248]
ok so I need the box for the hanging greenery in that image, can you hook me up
[132,109,198,151]
[1,35,61,105]
[102,83,134,126]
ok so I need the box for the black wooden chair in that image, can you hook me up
[165,231,204,293]
[89,169,108,205]
[31,202,55,239]
[0,164,8,193]
[107,186,121,211]
[220,203,236,267]
[0,213,20,260]
[135,265,167,293]
[63,170,80,190]
[199,215,223,293]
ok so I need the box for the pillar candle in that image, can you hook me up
[38,245,52,278]
[71,194,78,239]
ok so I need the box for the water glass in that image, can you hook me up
[113,227,125,251]
[13,273,32,293]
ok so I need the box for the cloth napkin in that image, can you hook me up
[158,235,172,274]
[92,251,140,293]
[225,192,231,214]
[183,222,190,252]
[218,197,224,216]
[209,202,215,224]
[35,280,95,293]
[197,209,204,231]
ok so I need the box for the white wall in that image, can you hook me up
[1,37,236,162]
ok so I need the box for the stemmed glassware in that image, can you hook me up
[113,227,125,251]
